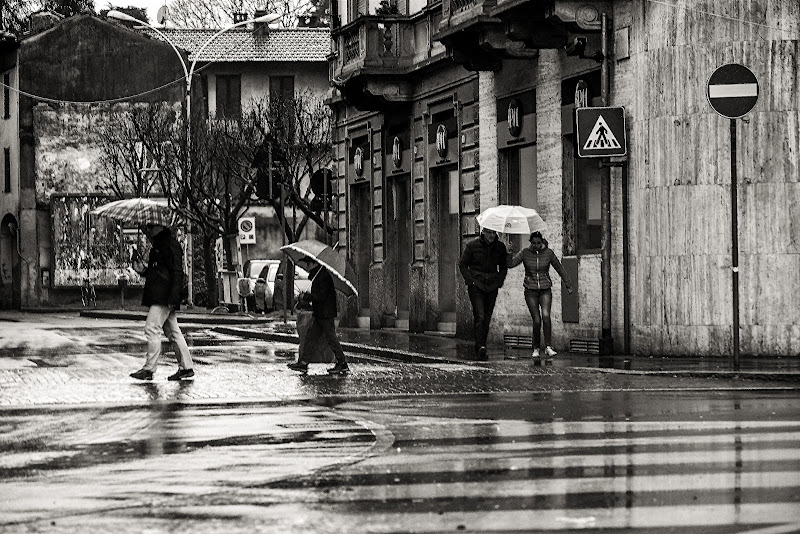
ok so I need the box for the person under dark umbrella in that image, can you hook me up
[287,256,349,375]
[129,223,194,381]
[459,226,508,360]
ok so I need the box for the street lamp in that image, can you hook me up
[107,9,280,307]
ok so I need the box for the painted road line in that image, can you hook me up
[349,447,800,472]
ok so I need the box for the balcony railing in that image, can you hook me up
[439,0,497,31]
[451,0,479,15]
[331,16,415,80]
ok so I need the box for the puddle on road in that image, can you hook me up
[0,400,375,478]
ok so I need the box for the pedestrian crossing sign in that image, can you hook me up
[574,106,627,158]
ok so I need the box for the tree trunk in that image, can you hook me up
[203,233,218,309]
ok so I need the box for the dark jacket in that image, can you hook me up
[308,265,338,319]
[141,228,184,309]
[459,235,508,293]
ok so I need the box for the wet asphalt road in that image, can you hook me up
[1,315,799,533]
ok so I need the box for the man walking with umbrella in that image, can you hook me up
[90,198,193,381]
[459,226,508,360]
[281,239,358,375]
[287,256,349,375]
[129,223,194,381]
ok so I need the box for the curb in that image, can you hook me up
[582,366,800,383]
[212,326,467,365]
[80,310,273,325]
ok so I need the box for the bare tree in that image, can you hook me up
[2,0,94,34]
[96,92,333,308]
[247,91,333,308]
[148,111,267,306]
[165,0,300,28]
[98,103,174,199]
[248,90,333,244]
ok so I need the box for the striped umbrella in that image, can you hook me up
[280,239,358,297]
[90,198,180,227]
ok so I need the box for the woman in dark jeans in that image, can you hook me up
[507,232,573,358]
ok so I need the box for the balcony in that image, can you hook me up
[330,15,416,110]
[433,0,607,71]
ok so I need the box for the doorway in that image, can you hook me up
[434,167,460,320]
[387,174,411,324]
[0,215,20,310]
[350,182,371,314]
[501,143,537,251]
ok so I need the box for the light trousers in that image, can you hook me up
[142,304,193,372]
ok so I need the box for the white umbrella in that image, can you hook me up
[476,205,546,235]
[280,239,358,297]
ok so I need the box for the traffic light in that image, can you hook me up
[253,144,284,200]
[310,168,333,211]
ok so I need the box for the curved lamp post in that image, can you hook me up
[107,10,280,307]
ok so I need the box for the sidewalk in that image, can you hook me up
[70,308,800,381]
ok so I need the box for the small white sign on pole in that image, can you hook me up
[214,237,224,273]
[238,217,256,244]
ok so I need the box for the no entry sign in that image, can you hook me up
[707,64,759,119]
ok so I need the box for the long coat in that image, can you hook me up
[308,265,338,319]
[141,228,184,309]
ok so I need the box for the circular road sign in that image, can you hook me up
[707,63,759,119]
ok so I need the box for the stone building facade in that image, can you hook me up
[16,14,189,308]
[328,0,800,357]
[0,31,20,310]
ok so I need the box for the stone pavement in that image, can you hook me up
[9,308,800,380]
[72,308,800,380]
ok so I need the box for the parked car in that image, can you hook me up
[239,259,277,312]
[246,259,311,312]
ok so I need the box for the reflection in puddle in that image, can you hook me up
[137,382,193,456]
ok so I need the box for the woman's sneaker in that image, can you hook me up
[531,348,540,358]
[544,346,557,357]
[327,362,350,375]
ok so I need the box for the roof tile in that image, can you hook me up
[145,27,330,62]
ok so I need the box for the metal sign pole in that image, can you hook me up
[730,119,740,371]
[281,181,287,324]
[706,63,756,372]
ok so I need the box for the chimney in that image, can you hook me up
[28,10,64,34]
[253,9,270,33]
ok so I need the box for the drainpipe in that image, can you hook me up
[599,12,614,356]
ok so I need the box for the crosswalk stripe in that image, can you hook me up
[391,431,800,455]
[264,418,800,532]
[276,470,800,501]
[330,504,800,532]
[348,447,800,472]
[387,419,800,441]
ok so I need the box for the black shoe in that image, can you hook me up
[130,369,153,381]
[327,362,349,375]
[287,361,308,372]
[167,368,194,381]
[477,346,488,361]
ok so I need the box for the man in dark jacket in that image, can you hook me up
[459,227,508,360]
[287,257,349,375]
[129,224,194,381]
